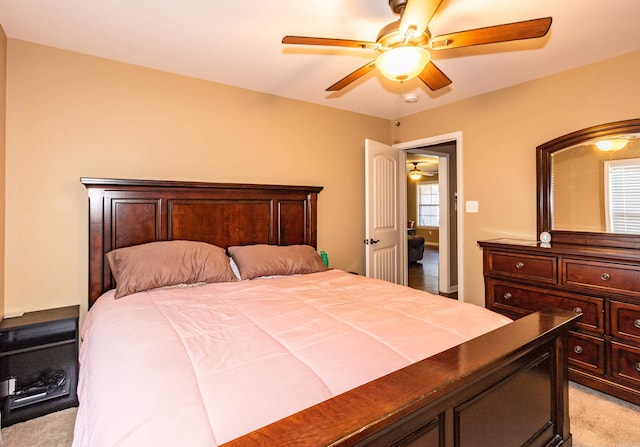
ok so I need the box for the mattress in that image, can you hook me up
[72,269,511,447]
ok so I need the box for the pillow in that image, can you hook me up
[229,257,242,281]
[227,244,328,280]
[106,240,237,298]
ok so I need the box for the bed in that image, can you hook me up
[75,177,580,447]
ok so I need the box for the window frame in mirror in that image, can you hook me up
[536,118,640,248]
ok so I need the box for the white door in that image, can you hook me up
[365,139,403,283]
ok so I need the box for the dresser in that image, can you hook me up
[479,238,640,405]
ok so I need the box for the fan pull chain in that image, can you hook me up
[395,82,404,127]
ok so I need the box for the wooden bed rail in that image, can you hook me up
[222,308,580,447]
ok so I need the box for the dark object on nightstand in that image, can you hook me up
[408,235,425,262]
[0,305,79,426]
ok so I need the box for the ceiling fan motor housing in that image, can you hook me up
[377,20,431,48]
[388,0,408,15]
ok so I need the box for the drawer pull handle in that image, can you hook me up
[637,363,640,373]
[601,272,611,281]
[503,292,513,300]
[574,346,583,354]
[635,319,640,329]
[515,262,525,269]
[573,307,583,314]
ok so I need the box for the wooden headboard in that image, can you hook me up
[81,178,323,307]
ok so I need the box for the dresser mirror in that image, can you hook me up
[537,118,640,247]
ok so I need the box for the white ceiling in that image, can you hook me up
[1,0,639,119]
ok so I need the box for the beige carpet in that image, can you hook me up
[570,382,640,447]
[1,407,76,447]
[1,383,639,447]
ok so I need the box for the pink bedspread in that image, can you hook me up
[72,270,511,447]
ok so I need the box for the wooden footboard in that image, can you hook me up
[222,308,580,447]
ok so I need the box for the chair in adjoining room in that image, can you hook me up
[408,235,425,262]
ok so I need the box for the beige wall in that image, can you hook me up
[0,26,6,318]
[396,49,640,307]
[4,39,389,316]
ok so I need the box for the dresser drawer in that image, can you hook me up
[610,341,640,388]
[562,259,640,296]
[487,252,557,284]
[610,301,640,343]
[568,332,605,375]
[489,281,604,335]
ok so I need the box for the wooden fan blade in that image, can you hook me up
[326,61,377,91]
[430,17,552,50]
[400,0,443,39]
[417,61,452,91]
[282,36,380,50]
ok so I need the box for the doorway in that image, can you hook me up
[398,135,460,299]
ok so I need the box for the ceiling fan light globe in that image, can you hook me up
[595,138,629,152]
[408,162,424,180]
[376,46,430,82]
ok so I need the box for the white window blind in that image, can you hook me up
[417,182,439,227]
[604,158,640,233]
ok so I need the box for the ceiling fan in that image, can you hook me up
[282,0,552,92]
[408,162,436,179]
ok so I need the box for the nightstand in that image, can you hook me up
[0,305,79,426]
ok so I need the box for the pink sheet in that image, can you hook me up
[72,270,511,447]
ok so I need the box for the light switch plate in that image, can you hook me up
[466,200,479,213]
